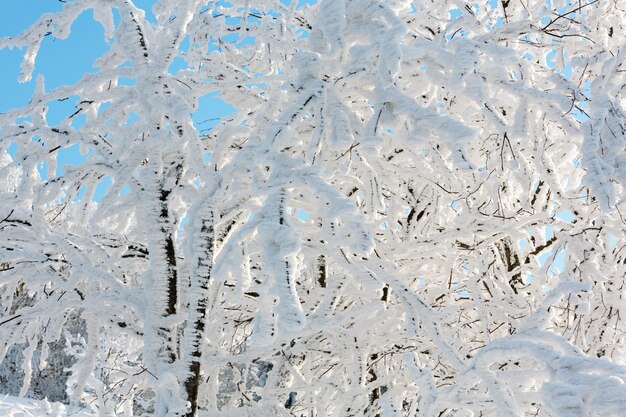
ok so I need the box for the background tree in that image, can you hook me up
[1,0,626,416]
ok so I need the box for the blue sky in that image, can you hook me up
[0,1,71,113]
[0,1,236,118]
[0,0,316,113]
[0,1,239,200]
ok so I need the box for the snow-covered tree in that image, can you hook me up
[1,0,626,416]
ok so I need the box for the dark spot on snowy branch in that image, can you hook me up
[74,288,85,300]
[68,107,83,119]
[317,255,326,288]
[51,128,69,135]
[0,209,32,227]
[0,314,21,327]
[284,392,297,409]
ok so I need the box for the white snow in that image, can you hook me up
[0,395,94,417]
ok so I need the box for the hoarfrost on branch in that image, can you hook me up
[1,0,626,416]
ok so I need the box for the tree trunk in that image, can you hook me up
[183,202,214,416]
